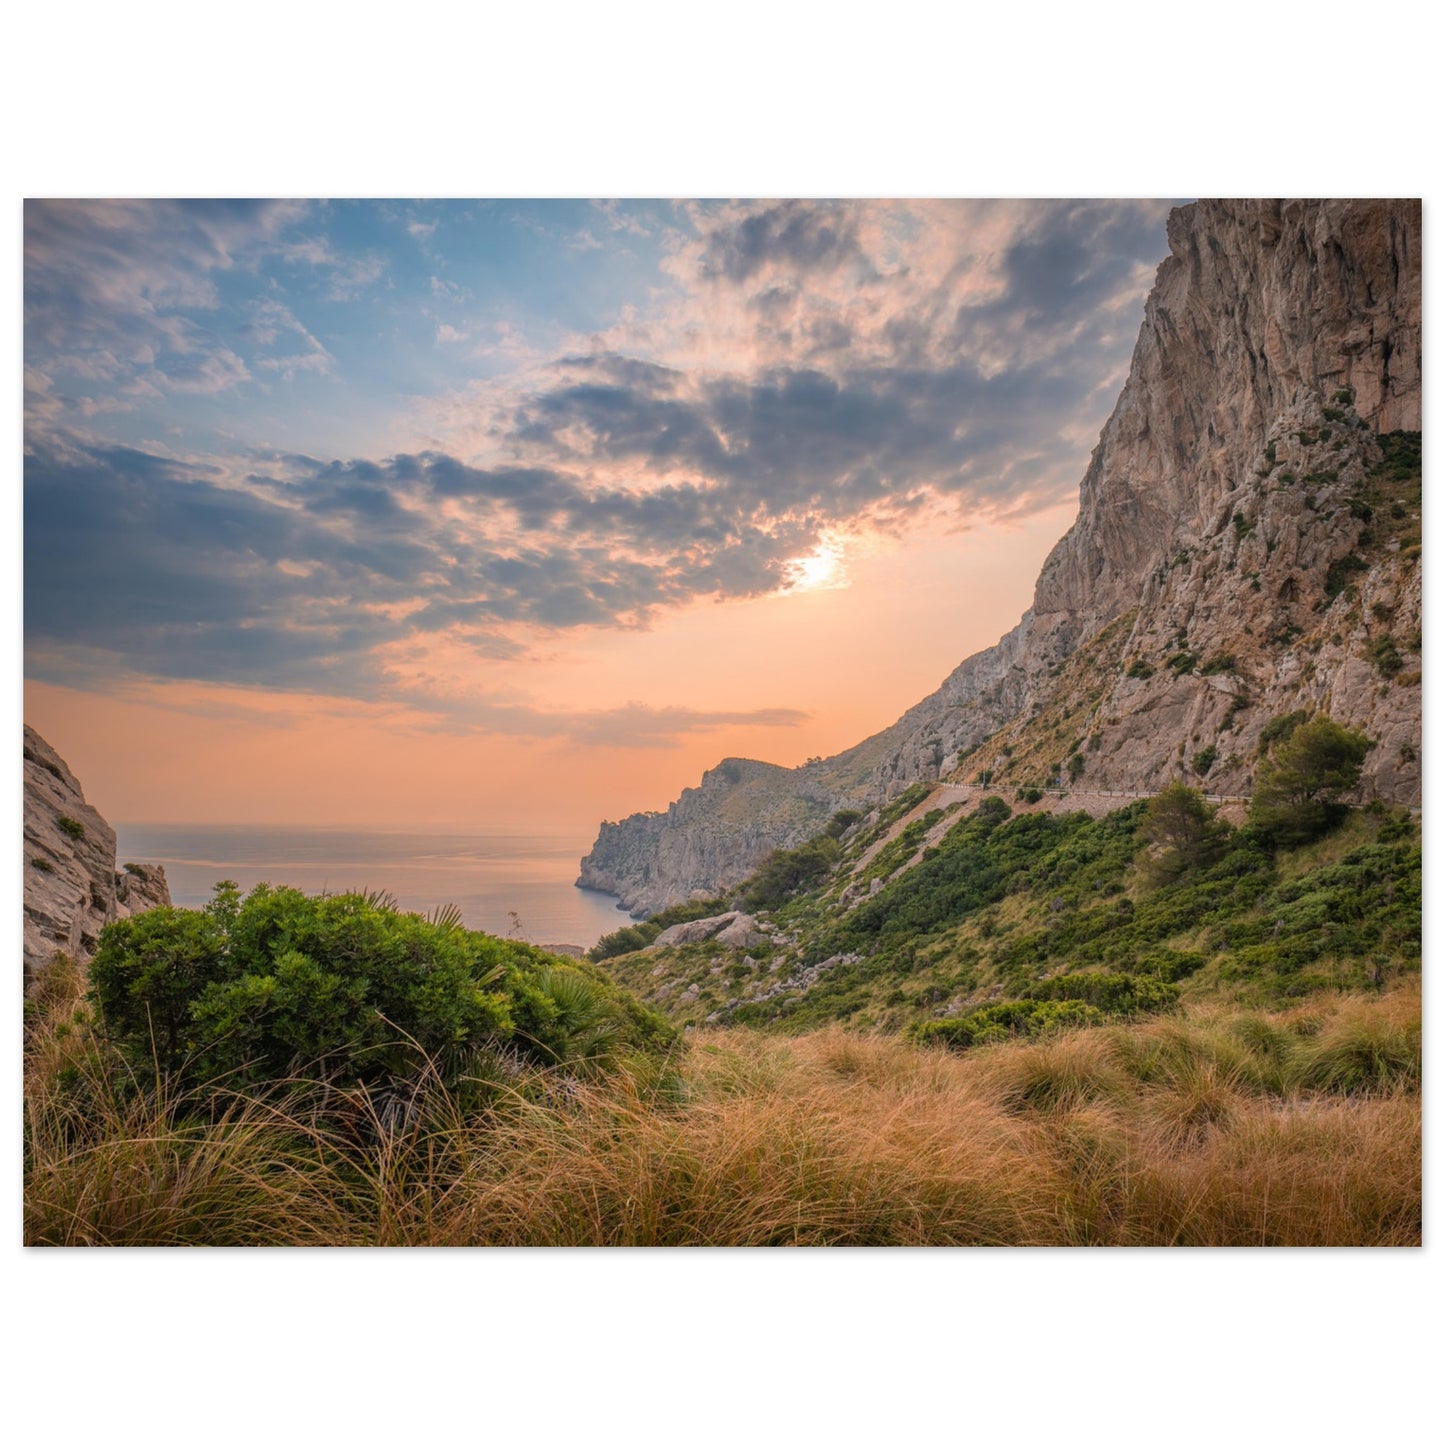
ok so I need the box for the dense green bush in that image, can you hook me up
[911,999,1107,1051]
[1250,714,1372,846]
[91,883,674,1090]
[1024,971,1178,1015]
[743,834,843,909]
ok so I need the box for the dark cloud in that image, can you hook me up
[950,201,1167,362]
[22,437,810,701]
[699,200,868,284]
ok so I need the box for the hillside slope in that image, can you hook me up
[579,199,1422,916]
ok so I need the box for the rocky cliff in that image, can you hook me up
[580,199,1422,916]
[23,725,171,980]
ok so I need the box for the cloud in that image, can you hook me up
[24,199,1178,741]
[399,693,811,747]
[696,199,869,284]
[23,435,820,705]
[25,201,301,406]
[423,199,1171,522]
[23,200,377,424]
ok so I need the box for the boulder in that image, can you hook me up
[650,910,768,951]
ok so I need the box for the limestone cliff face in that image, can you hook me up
[579,757,843,916]
[580,199,1422,915]
[23,725,172,979]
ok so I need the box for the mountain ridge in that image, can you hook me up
[579,199,1422,917]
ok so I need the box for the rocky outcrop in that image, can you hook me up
[650,911,768,951]
[23,725,171,980]
[578,757,846,916]
[580,200,1422,915]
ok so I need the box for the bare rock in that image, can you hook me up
[650,910,768,950]
[23,726,171,981]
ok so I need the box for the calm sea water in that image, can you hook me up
[112,824,632,950]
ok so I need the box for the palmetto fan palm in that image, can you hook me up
[531,966,622,1064]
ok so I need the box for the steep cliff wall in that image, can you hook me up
[23,725,172,979]
[580,199,1422,916]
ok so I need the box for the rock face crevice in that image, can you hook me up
[23,725,172,980]
[580,199,1422,917]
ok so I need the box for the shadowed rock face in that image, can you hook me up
[23,725,172,980]
[582,200,1422,917]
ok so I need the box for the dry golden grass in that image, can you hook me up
[24,967,1420,1247]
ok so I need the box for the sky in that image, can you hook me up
[24,198,1180,831]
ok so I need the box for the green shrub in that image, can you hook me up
[1126,659,1155,680]
[1024,971,1178,1015]
[31,857,55,873]
[90,883,673,1090]
[57,816,86,841]
[1368,634,1403,678]
[743,834,843,909]
[911,999,1107,1051]
[1250,715,1372,847]
[1324,554,1367,600]
[1192,745,1218,777]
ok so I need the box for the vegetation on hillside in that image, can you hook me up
[598,715,1418,1039]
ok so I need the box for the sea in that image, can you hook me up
[112,824,634,951]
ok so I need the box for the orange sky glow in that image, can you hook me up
[26,500,1076,830]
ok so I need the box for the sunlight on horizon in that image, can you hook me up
[783,541,847,593]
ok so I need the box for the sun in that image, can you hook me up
[784,542,846,593]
